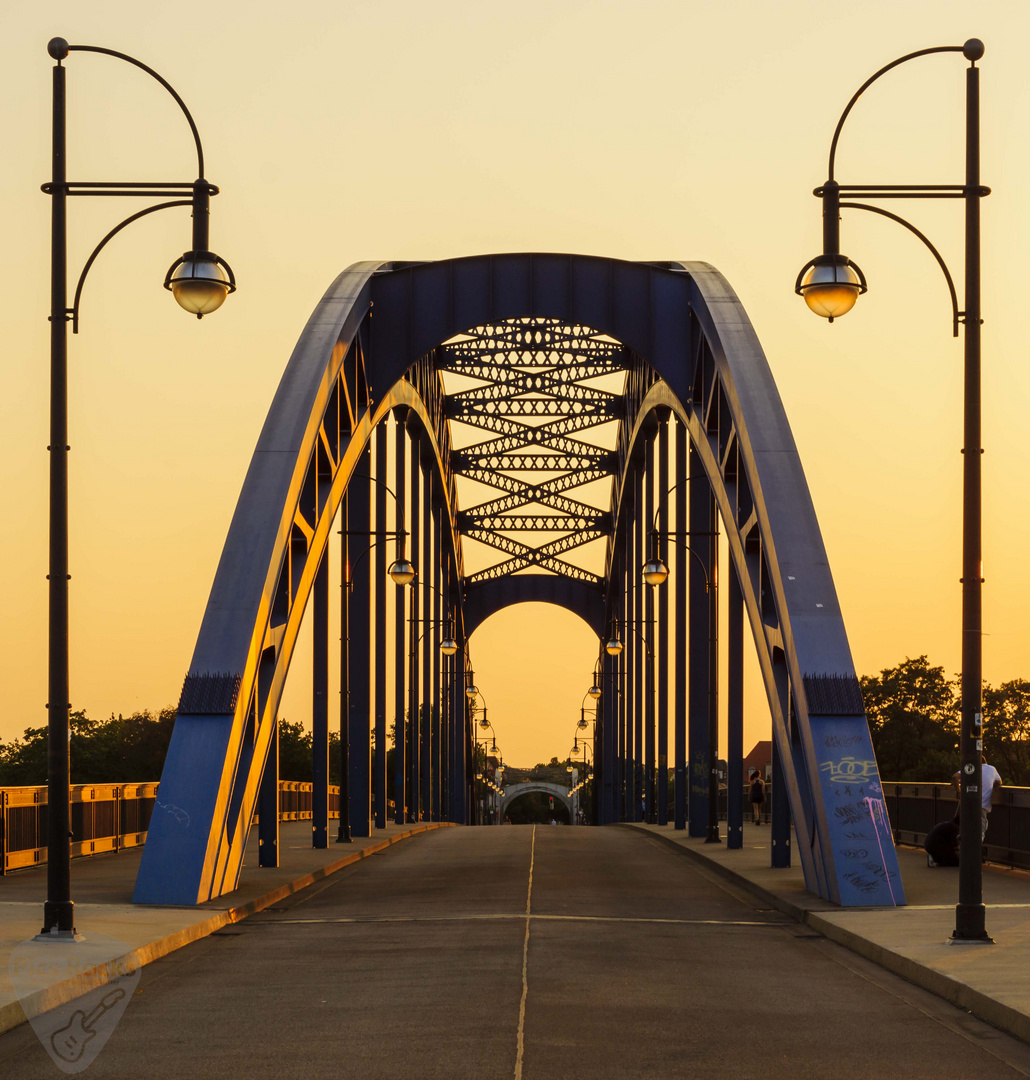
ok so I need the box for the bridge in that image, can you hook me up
[500,782,575,823]
[130,252,900,909]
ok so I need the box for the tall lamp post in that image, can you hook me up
[796,39,990,943]
[41,38,235,939]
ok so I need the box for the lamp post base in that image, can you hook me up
[39,901,77,939]
[952,903,993,943]
[36,900,82,942]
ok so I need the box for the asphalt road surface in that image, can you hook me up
[4,825,1030,1079]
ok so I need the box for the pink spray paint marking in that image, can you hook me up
[864,797,898,907]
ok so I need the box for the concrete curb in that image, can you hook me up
[1,822,454,1036]
[620,823,1030,1045]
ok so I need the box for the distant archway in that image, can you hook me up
[500,782,574,822]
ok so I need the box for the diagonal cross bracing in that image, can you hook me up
[441,317,626,589]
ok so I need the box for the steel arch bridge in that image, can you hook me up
[134,254,903,909]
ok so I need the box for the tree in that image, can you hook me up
[982,679,1030,786]
[0,708,176,786]
[860,655,958,781]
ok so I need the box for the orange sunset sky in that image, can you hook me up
[3,1,1030,768]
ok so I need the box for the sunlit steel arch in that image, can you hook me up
[136,253,901,908]
[602,265,902,906]
[134,263,467,905]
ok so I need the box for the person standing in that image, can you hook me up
[748,769,765,825]
[952,754,1003,843]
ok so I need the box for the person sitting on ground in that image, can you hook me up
[951,754,1002,842]
[924,815,960,867]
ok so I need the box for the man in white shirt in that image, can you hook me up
[952,755,1003,842]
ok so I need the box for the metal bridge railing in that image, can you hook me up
[715,782,1030,870]
[0,781,344,875]
[880,782,1030,870]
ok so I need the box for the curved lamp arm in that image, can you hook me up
[65,43,206,178]
[827,45,965,181]
[839,202,960,336]
[651,475,703,533]
[70,200,191,333]
[662,538,711,593]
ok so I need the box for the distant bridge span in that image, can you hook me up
[500,783,575,822]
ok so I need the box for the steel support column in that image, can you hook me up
[705,487,720,844]
[312,550,329,848]
[644,432,656,823]
[258,715,279,867]
[408,443,421,822]
[393,412,407,825]
[633,467,644,822]
[348,448,372,838]
[338,492,352,843]
[727,565,744,849]
[421,460,432,819]
[432,503,443,821]
[657,417,670,826]
[688,444,710,837]
[374,424,388,829]
[674,423,687,831]
[771,662,792,868]
[617,547,628,820]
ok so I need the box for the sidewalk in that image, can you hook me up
[0,819,453,1035]
[624,821,1030,1044]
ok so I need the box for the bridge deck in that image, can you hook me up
[2,824,1030,1075]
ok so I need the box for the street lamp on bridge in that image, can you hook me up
[40,37,234,940]
[796,39,991,943]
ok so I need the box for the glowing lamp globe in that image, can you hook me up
[642,557,669,586]
[165,251,234,317]
[387,558,416,586]
[797,258,865,322]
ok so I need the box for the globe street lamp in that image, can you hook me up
[40,38,234,940]
[797,40,990,942]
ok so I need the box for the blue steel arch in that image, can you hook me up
[135,265,466,904]
[136,253,901,908]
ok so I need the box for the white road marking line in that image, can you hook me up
[514,824,535,1080]
[269,913,783,926]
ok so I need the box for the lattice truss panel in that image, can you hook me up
[439,318,627,587]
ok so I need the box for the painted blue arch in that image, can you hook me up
[134,254,902,908]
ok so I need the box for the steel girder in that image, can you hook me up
[136,253,901,908]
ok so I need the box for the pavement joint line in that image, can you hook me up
[265,913,785,926]
[0,821,454,1038]
[620,821,1030,1047]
